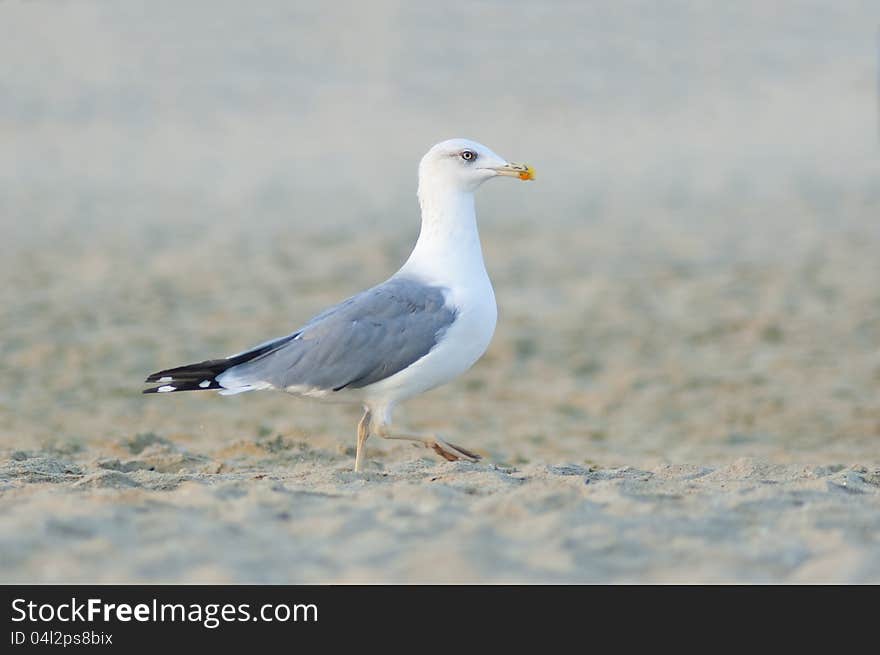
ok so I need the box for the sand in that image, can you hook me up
[1,1,879,583]
[2,452,879,583]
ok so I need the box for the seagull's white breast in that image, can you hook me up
[359,181,500,409]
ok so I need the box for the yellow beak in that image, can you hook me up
[492,162,535,181]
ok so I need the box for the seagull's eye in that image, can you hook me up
[460,150,477,162]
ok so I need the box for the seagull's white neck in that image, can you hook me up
[398,182,489,287]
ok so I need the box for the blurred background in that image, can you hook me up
[1,0,879,464]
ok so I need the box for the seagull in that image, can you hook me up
[144,138,534,471]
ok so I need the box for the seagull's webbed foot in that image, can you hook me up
[374,425,481,464]
[429,438,481,463]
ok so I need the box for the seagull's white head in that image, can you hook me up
[418,138,534,195]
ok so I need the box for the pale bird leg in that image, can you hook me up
[374,424,481,463]
[354,408,372,473]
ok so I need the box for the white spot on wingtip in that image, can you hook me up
[157,385,176,393]
[158,377,173,383]
[199,380,211,388]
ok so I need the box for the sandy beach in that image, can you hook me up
[1,1,878,583]
[2,453,879,583]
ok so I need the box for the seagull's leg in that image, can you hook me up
[354,408,372,472]
[374,424,481,463]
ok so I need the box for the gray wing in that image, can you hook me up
[217,276,457,393]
